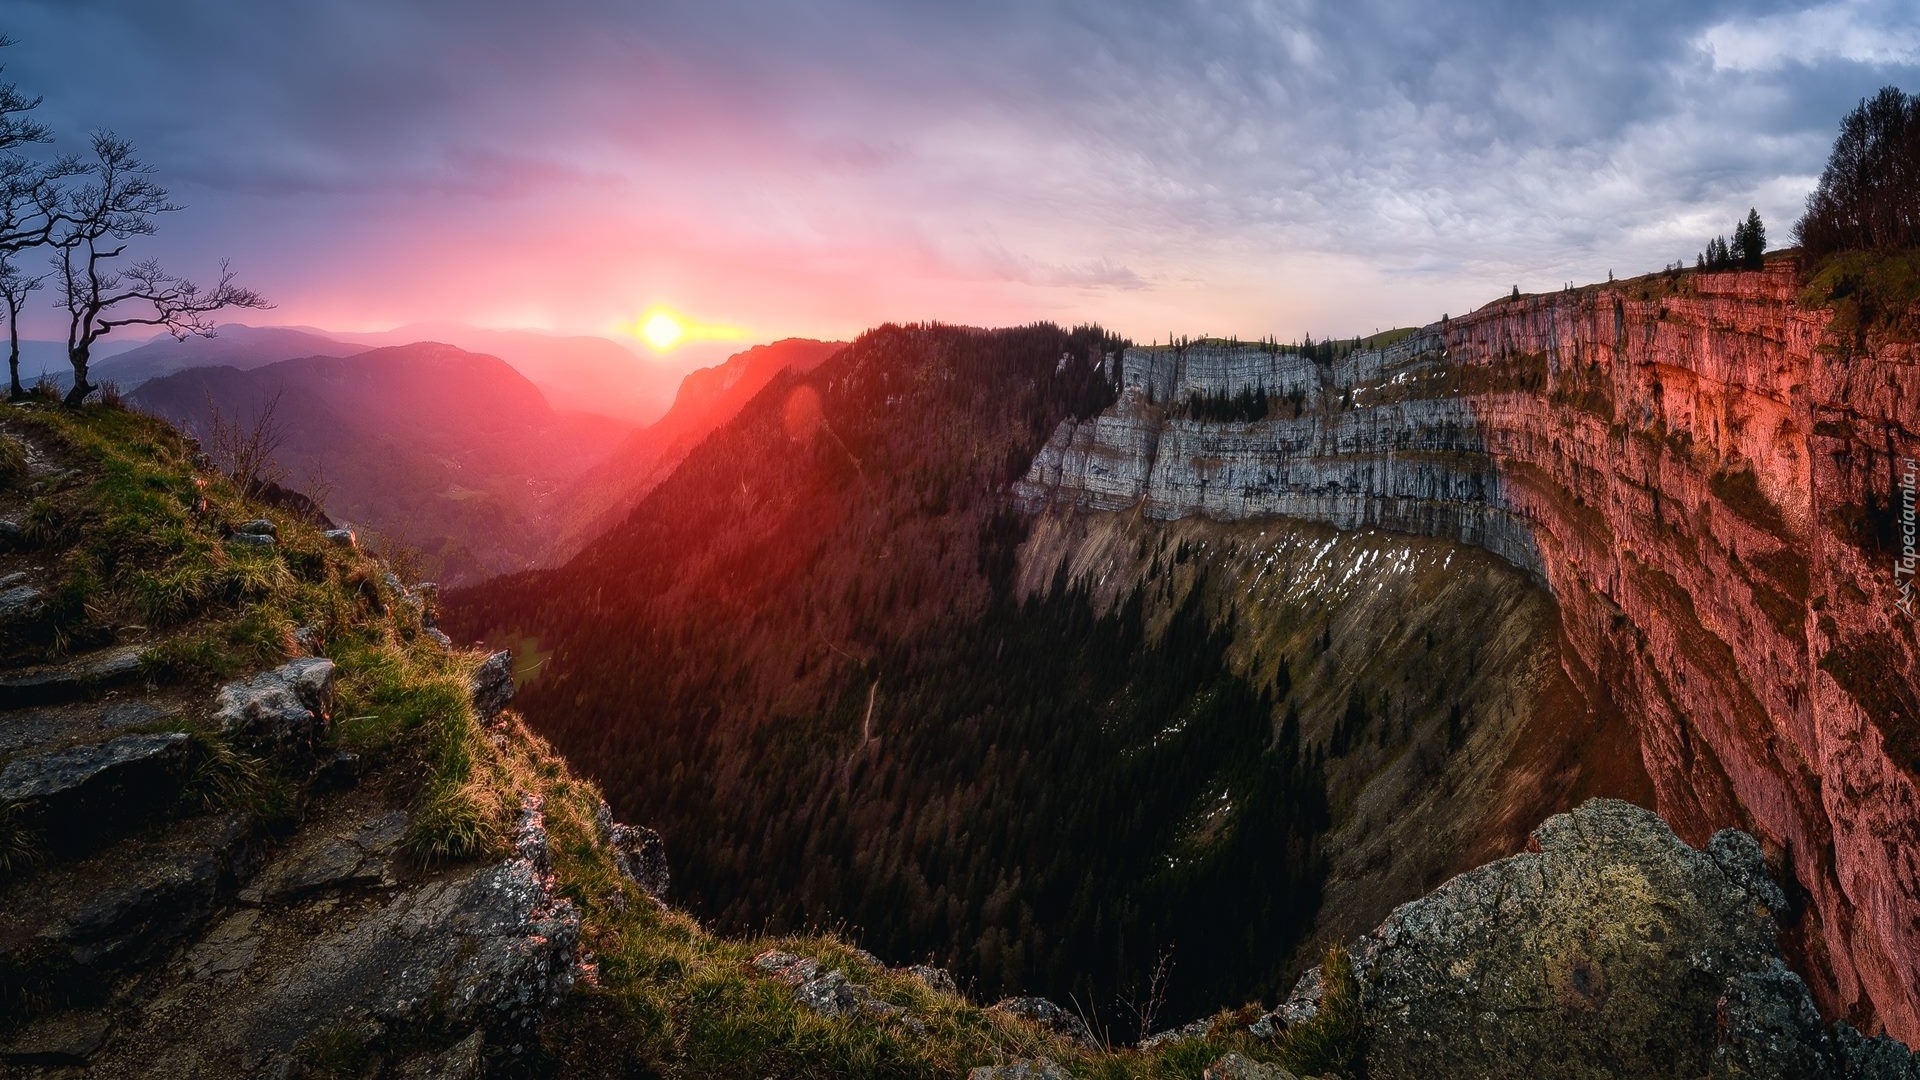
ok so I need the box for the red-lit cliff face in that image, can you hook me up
[1016,259,1919,1038]
[1447,262,1918,1039]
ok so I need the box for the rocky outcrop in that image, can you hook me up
[212,657,335,755]
[1016,264,1920,1039]
[751,949,911,1023]
[0,732,191,855]
[469,649,515,721]
[1278,799,1916,1079]
[595,801,669,900]
[73,795,581,1078]
[987,996,1099,1050]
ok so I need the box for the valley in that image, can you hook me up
[441,320,1655,1033]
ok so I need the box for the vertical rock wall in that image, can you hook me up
[1013,262,1920,1039]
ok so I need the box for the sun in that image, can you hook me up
[624,305,747,352]
[641,311,686,351]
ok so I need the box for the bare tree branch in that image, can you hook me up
[202,386,288,497]
[49,133,271,405]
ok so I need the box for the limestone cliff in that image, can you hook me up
[1015,260,1920,1040]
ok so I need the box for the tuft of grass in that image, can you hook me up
[176,730,292,824]
[0,433,27,485]
[0,802,42,878]
[290,1017,383,1079]
[1272,946,1366,1078]
[21,496,70,547]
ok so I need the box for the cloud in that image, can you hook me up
[3,1,1917,341]
[1699,2,1920,72]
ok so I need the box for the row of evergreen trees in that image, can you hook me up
[1698,209,1768,271]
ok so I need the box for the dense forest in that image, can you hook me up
[446,323,1335,1030]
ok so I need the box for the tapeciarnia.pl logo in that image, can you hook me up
[1898,458,1917,619]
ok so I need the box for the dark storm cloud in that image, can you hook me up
[3,0,1916,337]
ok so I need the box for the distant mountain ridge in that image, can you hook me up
[129,342,631,584]
[47,322,687,428]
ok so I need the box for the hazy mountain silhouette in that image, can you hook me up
[130,342,632,584]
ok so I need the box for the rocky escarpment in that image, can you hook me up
[1277,799,1918,1080]
[1015,261,1920,1040]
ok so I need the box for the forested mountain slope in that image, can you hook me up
[444,322,1629,1029]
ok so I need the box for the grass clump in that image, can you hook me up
[0,434,27,485]
[1270,947,1365,1078]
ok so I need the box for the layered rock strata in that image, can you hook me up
[1015,263,1920,1039]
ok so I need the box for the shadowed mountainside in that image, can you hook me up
[130,343,632,585]
[542,337,845,563]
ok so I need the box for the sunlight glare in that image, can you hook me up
[642,311,686,350]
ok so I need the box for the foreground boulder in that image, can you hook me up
[212,657,334,755]
[1282,799,1919,1080]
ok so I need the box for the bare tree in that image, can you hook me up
[0,251,45,398]
[49,133,270,406]
[202,387,287,497]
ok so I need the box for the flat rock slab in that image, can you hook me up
[0,646,145,708]
[0,732,191,855]
[0,693,189,759]
[0,813,253,1003]
[0,1010,112,1066]
[244,810,407,904]
[77,800,579,1079]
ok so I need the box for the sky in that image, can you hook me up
[4,0,1919,351]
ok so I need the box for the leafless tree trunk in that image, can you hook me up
[0,253,45,399]
[49,134,269,406]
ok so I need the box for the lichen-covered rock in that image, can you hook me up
[0,582,45,628]
[0,732,190,854]
[908,963,958,994]
[967,1058,1074,1080]
[987,996,1098,1050]
[469,650,514,720]
[1292,799,1918,1079]
[322,527,357,549]
[593,803,670,901]
[1138,1017,1213,1050]
[226,531,275,548]
[213,658,334,755]
[1202,1053,1298,1080]
[234,519,277,539]
[750,949,909,1022]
